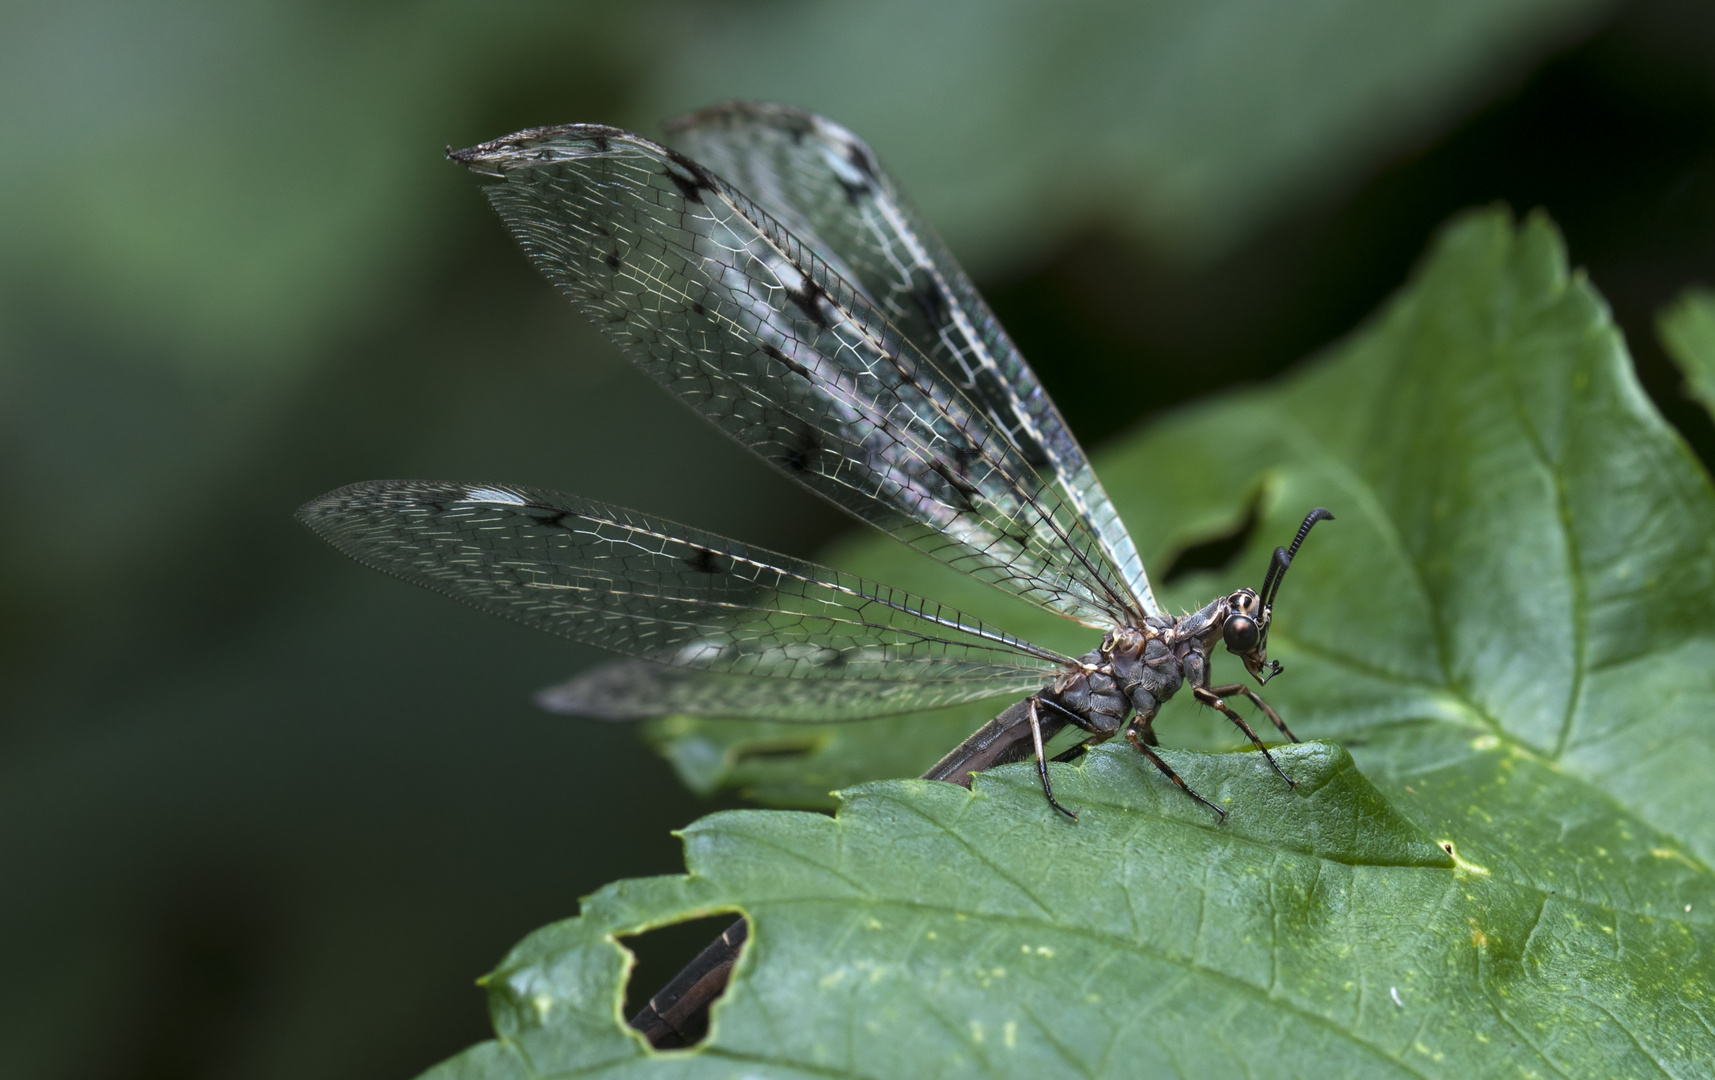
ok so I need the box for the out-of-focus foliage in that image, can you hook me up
[642,0,1613,267]
[435,211,1715,1077]
[2,0,1605,373]
[1661,287,1715,411]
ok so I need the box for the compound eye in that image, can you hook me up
[1223,614,1260,653]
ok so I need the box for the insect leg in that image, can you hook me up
[1124,727,1227,822]
[1193,685,1296,788]
[1028,697,1079,821]
[1048,737,1101,764]
[1034,695,1112,763]
[1205,682,1299,743]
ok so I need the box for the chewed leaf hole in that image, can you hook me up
[621,914,749,1049]
[731,738,822,764]
[1161,497,1262,584]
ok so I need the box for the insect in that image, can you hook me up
[299,102,1332,823]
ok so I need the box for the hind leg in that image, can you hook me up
[1119,690,1226,821]
[1123,727,1227,822]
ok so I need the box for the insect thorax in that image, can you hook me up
[1050,603,1224,736]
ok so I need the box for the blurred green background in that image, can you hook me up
[5,1,1715,1077]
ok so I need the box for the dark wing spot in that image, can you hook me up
[666,167,707,205]
[590,134,610,152]
[1012,432,1051,470]
[845,140,878,180]
[604,248,622,270]
[683,546,723,574]
[786,277,830,330]
[664,147,713,177]
[691,300,706,316]
[662,148,717,205]
[782,425,822,473]
[520,504,571,528]
[836,176,870,205]
[930,459,980,511]
[762,343,813,380]
[911,283,949,329]
[506,566,535,589]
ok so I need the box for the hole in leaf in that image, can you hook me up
[621,914,749,1049]
[730,738,821,764]
[1160,497,1262,584]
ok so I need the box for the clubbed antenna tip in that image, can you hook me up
[1259,507,1334,609]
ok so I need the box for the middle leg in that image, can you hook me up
[1193,685,1296,788]
[1123,727,1227,822]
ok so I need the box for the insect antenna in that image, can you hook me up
[1260,507,1334,611]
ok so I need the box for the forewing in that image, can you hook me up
[450,124,1143,626]
[665,102,1156,615]
[535,658,1028,722]
[297,481,1061,719]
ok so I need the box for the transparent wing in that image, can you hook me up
[297,481,1063,720]
[664,102,1156,615]
[534,658,1025,723]
[450,124,1145,627]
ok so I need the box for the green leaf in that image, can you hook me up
[429,211,1715,1075]
[430,746,1715,1078]
[1661,287,1715,416]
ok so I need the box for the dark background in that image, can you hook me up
[4,1,1714,1077]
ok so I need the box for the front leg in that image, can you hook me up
[1205,682,1300,743]
[1191,684,1297,788]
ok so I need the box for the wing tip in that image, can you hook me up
[295,481,375,530]
[535,664,660,721]
[295,479,490,532]
[447,123,643,174]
